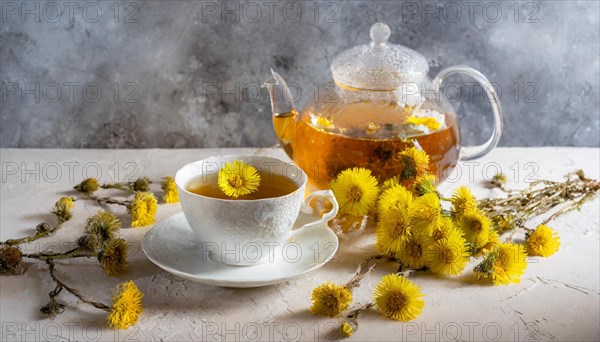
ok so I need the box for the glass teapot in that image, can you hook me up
[264,23,502,189]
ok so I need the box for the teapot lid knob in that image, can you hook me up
[330,22,429,90]
[370,23,391,45]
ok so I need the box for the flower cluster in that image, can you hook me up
[377,184,469,277]
[316,152,578,337]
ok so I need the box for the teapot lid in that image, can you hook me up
[331,23,429,91]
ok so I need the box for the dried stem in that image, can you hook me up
[23,247,96,260]
[345,302,374,319]
[345,255,389,288]
[478,170,599,231]
[100,183,129,191]
[46,259,110,312]
[89,195,130,207]
[1,224,58,247]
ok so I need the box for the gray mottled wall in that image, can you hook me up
[1,0,599,148]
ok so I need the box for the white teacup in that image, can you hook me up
[175,155,339,266]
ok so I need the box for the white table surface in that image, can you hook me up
[1,147,599,341]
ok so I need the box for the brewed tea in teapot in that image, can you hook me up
[265,23,502,188]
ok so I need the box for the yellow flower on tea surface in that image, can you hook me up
[377,183,413,219]
[398,147,430,180]
[86,211,121,242]
[376,208,412,256]
[474,243,527,286]
[217,160,261,198]
[404,115,441,131]
[340,321,355,337]
[310,282,352,317]
[396,235,427,269]
[330,168,379,216]
[426,233,469,276]
[373,274,425,322]
[99,238,129,277]
[525,225,560,257]
[410,193,441,236]
[457,209,491,248]
[451,186,477,218]
[161,176,179,203]
[51,197,74,224]
[129,192,158,227]
[74,178,99,194]
[107,281,143,330]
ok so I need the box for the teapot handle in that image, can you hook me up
[433,65,503,160]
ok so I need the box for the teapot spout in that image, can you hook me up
[263,68,298,159]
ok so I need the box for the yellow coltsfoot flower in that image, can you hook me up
[377,183,413,219]
[51,197,74,224]
[525,225,560,257]
[313,116,334,129]
[476,228,500,257]
[457,209,491,248]
[376,208,412,256]
[373,274,425,321]
[396,235,427,269]
[426,233,469,276]
[99,238,129,277]
[340,321,355,337]
[428,217,463,244]
[310,282,352,317]
[451,186,477,218]
[129,192,158,227]
[331,168,379,216]
[217,160,261,198]
[404,115,441,131]
[379,176,400,194]
[107,281,143,330]
[86,211,121,242]
[161,176,179,203]
[474,243,527,286]
[130,177,151,193]
[74,178,99,194]
[410,193,441,236]
[413,173,437,196]
[398,147,430,180]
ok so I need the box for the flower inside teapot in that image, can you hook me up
[264,23,503,189]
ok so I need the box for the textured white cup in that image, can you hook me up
[175,155,338,266]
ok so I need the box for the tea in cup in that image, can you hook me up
[175,155,338,266]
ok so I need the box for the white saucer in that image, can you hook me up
[142,212,339,288]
